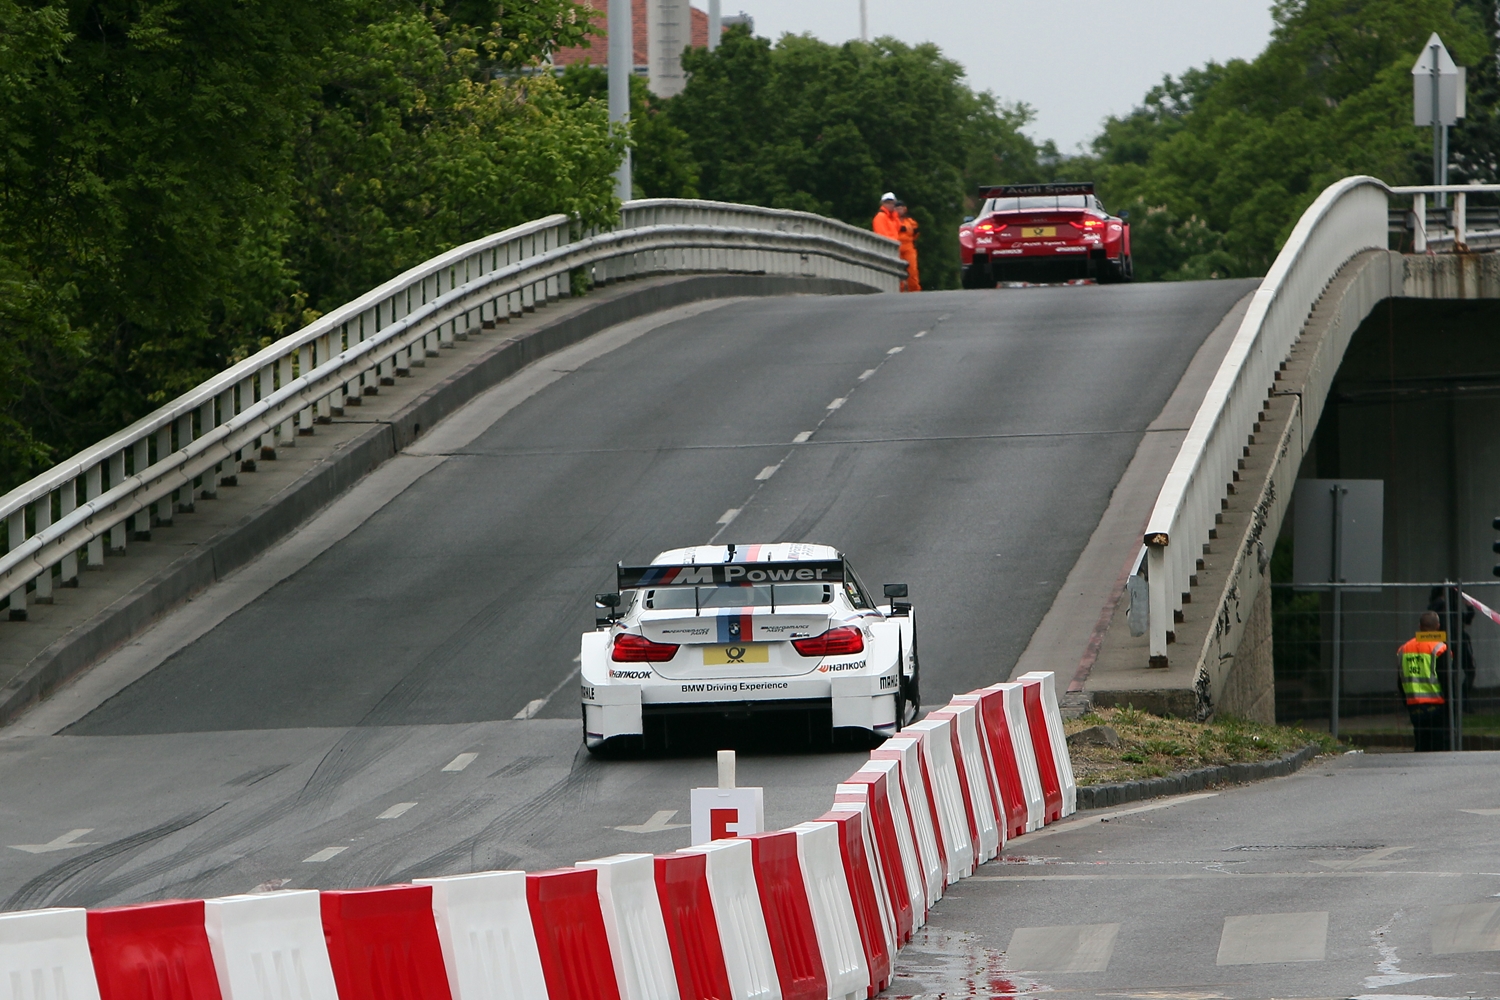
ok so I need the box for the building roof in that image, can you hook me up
[553,0,709,68]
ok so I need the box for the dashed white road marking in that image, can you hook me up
[793,431,812,443]
[1005,923,1119,973]
[827,397,846,410]
[756,465,780,481]
[1460,808,1500,816]
[442,752,478,772]
[914,330,927,338]
[378,802,418,820]
[1216,911,1328,965]
[514,698,547,719]
[717,508,740,525]
[303,846,348,863]
[614,810,689,834]
[887,345,904,354]
[9,828,97,854]
[858,369,877,381]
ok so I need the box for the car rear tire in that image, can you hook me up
[962,258,995,289]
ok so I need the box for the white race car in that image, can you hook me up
[580,543,920,755]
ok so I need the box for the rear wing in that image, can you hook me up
[618,561,845,589]
[979,182,1094,199]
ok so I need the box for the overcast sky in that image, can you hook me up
[714,1,1276,153]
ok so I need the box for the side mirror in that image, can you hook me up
[1118,210,1130,221]
[883,583,908,599]
[963,215,974,224]
[595,593,621,609]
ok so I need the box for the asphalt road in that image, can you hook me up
[0,280,1256,910]
[897,749,1500,1000]
[68,280,1253,734]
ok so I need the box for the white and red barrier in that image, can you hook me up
[789,821,868,1000]
[989,681,1048,831]
[839,769,916,942]
[854,759,927,928]
[0,674,1079,1000]
[870,736,944,910]
[677,839,782,1000]
[1017,670,1078,817]
[576,853,679,1000]
[903,719,976,883]
[0,907,101,1000]
[417,870,549,1000]
[927,704,1002,862]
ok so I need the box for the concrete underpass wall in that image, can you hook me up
[1275,293,1500,721]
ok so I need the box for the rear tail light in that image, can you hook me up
[1071,218,1104,231]
[976,219,1000,232]
[612,633,679,662]
[792,626,865,657]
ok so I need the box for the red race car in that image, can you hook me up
[960,182,1132,287]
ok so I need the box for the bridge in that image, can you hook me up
[0,176,1495,992]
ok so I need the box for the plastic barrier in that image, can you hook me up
[828,792,898,957]
[903,719,975,882]
[320,884,452,1000]
[576,854,679,1000]
[814,811,891,999]
[0,907,102,1000]
[203,890,340,1000]
[854,759,926,927]
[654,852,732,1000]
[930,704,1002,862]
[676,840,782,1000]
[525,868,622,1000]
[787,822,867,1000]
[740,832,826,1000]
[837,770,914,942]
[952,689,1027,841]
[415,870,550,1000]
[1017,670,1078,816]
[988,682,1046,832]
[869,737,943,909]
[1014,675,1064,822]
[87,899,221,1000]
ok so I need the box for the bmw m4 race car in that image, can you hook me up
[580,544,920,755]
[960,181,1132,287]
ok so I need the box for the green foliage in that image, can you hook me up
[641,26,1053,289]
[0,0,619,493]
[1077,0,1490,280]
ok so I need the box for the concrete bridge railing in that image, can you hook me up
[0,200,905,613]
[1141,176,1393,664]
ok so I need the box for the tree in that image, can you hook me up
[650,27,1050,289]
[1077,0,1489,280]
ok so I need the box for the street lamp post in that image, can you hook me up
[609,0,632,201]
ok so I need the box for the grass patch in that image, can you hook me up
[1064,707,1338,786]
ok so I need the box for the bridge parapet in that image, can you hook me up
[0,201,905,624]
[1140,176,1392,669]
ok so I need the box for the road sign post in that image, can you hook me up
[1294,479,1384,740]
[691,750,764,844]
[1413,34,1466,209]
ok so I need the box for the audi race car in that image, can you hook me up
[580,543,920,755]
[960,181,1132,287]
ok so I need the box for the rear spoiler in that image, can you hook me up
[618,560,845,589]
[980,182,1094,199]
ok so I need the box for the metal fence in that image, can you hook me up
[0,200,906,616]
[1272,581,1500,751]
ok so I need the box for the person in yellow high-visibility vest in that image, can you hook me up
[1398,611,1450,752]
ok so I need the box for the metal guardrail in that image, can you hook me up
[1388,183,1500,251]
[1139,176,1393,664]
[0,200,905,613]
